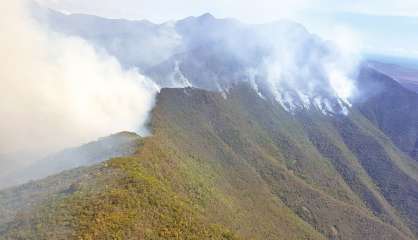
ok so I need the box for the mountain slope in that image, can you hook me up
[2,82,418,239]
[356,66,418,160]
[152,85,416,239]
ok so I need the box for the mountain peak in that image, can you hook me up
[198,12,215,20]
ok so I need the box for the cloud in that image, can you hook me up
[0,0,158,172]
[326,0,418,17]
[253,24,358,113]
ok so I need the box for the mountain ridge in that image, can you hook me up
[3,77,418,239]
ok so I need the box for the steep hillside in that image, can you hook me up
[356,66,418,160]
[152,86,418,239]
[2,83,418,239]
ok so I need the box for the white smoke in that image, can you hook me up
[0,0,159,173]
[247,22,360,115]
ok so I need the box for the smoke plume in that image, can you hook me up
[0,0,158,174]
[148,17,360,115]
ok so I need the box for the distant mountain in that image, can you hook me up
[147,16,313,90]
[367,60,418,92]
[33,7,182,70]
[38,10,351,115]
[355,66,418,161]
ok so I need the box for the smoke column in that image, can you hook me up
[0,0,158,174]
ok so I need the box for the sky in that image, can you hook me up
[35,0,418,59]
[36,0,418,22]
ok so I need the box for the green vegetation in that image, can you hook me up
[1,147,240,239]
[2,84,418,239]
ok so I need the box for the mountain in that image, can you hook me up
[2,81,418,239]
[38,10,347,111]
[36,9,354,115]
[3,10,418,240]
[32,7,182,70]
[367,60,418,92]
[0,132,141,189]
[355,66,418,161]
[23,8,387,168]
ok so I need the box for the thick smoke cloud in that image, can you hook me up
[252,23,360,113]
[149,17,360,115]
[0,0,158,174]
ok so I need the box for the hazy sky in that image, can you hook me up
[36,0,418,22]
[36,0,418,58]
